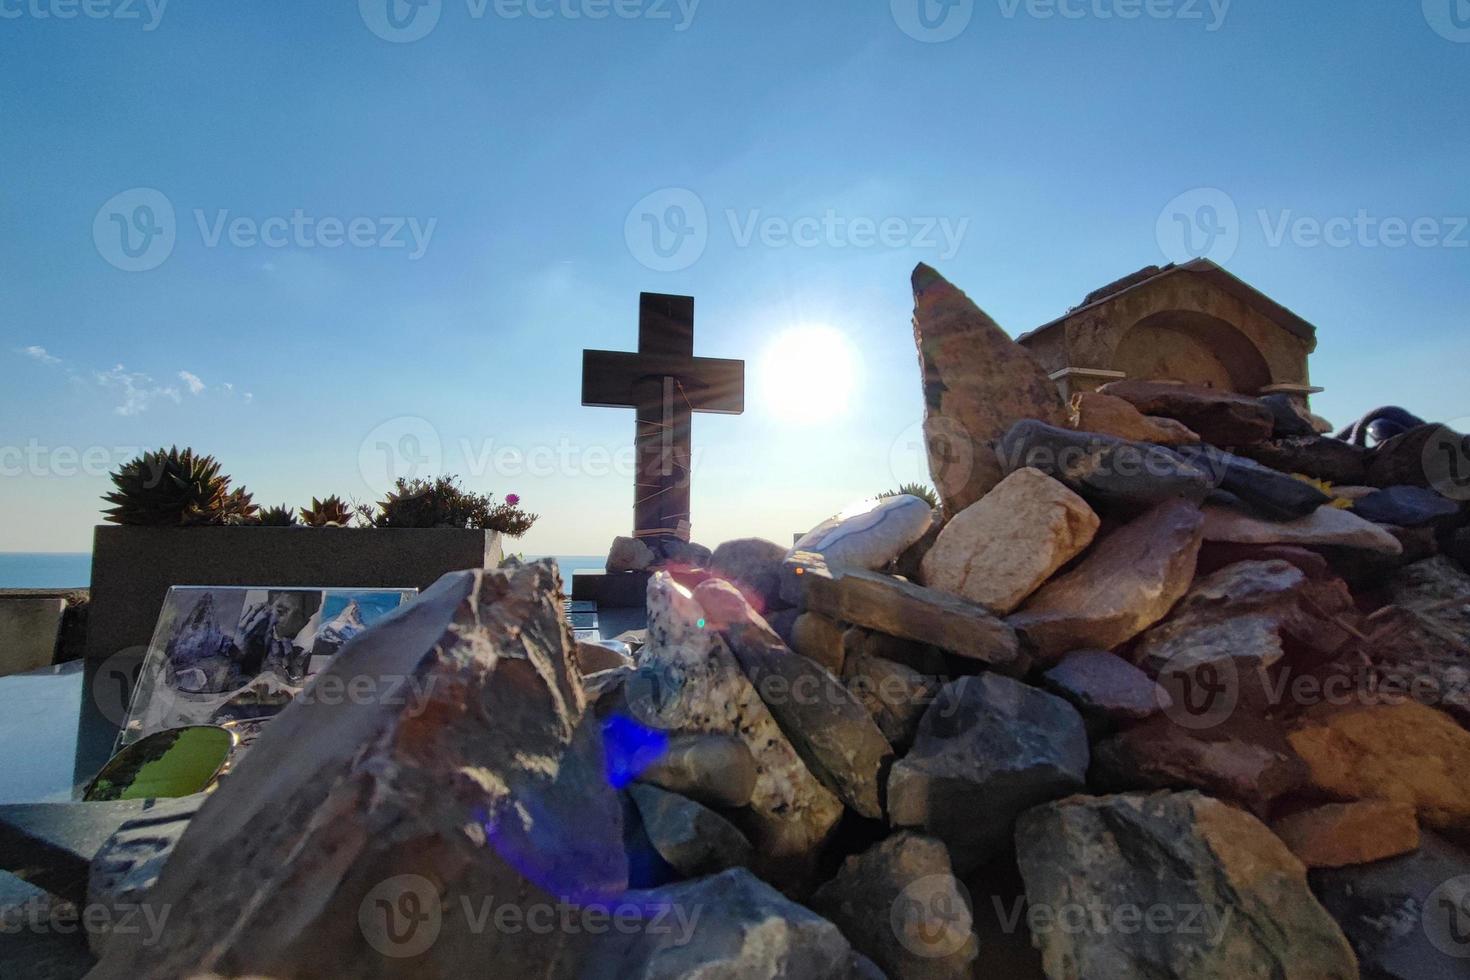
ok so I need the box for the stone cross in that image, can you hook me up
[582,293,744,544]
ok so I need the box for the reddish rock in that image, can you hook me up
[1271,801,1421,869]
[1070,390,1201,446]
[1099,378,1277,446]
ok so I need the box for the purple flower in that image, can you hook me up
[505,493,521,507]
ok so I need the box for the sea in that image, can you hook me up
[0,553,608,591]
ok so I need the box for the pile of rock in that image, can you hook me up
[90,266,1470,979]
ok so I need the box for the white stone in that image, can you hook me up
[791,495,935,571]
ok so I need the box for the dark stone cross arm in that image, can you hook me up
[581,293,744,542]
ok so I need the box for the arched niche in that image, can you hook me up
[1112,310,1272,393]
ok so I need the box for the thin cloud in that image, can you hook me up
[95,365,182,417]
[18,345,61,365]
[179,370,206,395]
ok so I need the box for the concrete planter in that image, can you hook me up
[75,525,503,786]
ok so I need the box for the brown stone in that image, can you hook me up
[1099,378,1277,445]
[1289,701,1470,834]
[842,653,940,752]
[790,611,847,675]
[1200,502,1403,554]
[1366,422,1470,489]
[919,467,1099,615]
[1070,390,1201,445]
[91,562,626,979]
[634,733,758,810]
[1236,437,1369,486]
[1371,556,1470,728]
[911,263,1068,517]
[784,552,1025,672]
[1007,499,1204,662]
[1271,801,1421,869]
[708,537,791,614]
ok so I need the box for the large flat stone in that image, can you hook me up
[793,495,936,572]
[1200,502,1404,554]
[1236,437,1369,486]
[1070,390,1200,446]
[1016,791,1357,979]
[1272,801,1421,869]
[1099,379,1277,446]
[1008,499,1204,662]
[783,552,1024,672]
[1176,443,1332,519]
[911,263,1069,517]
[998,420,1212,509]
[919,467,1099,615]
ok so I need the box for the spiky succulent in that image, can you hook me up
[257,504,299,527]
[362,475,537,537]
[300,496,354,527]
[103,447,257,527]
[879,482,940,510]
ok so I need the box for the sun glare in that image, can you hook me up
[758,324,858,424]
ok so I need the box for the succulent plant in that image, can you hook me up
[879,482,940,510]
[362,476,537,537]
[103,447,257,527]
[257,504,299,527]
[300,496,354,528]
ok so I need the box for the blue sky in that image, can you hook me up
[2,0,1467,555]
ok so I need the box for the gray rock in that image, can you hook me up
[628,783,753,879]
[811,832,979,980]
[608,535,656,572]
[587,868,866,980]
[696,580,894,820]
[910,263,1070,517]
[635,733,758,810]
[710,537,791,613]
[1374,556,1470,728]
[843,653,941,752]
[793,495,937,572]
[1237,436,1369,486]
[998,419,1212,509]
[1353,485,1463,527]
[1201,502,1403,554]
[655,538,712,568]
[1366,422,1470,490]
[1261,393,1321,438]
[1017,792,1358,979]
[575,639,635,674]
[1175,443,1332,519]
[1041,650,1168,724]
[1310,831,1470,979]
[887,674,1088,871]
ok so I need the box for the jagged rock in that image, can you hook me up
[1236,436,1370,486]
[888,674,1088,871]
[1015,791,1358,980]
[1069,390,1201,445]
[634,733,758,810]
[1201,502,1403,554]
[695,580,893,820]
[1008,499,1204,662]
[587,868,869,980]
[842,627,950,676]
[793,495,936,572]
[1041,650,1167,724]
[628,783,754,878]
[1366,422,1470,489]
[1196,541,1333,579]
[1090,715,1308,818]
[655,538,713,568]
[919,467,1099,615]
[710,537,791,613]
[1272,801,1421,869]
[626,573,843,879]
[784,551,1024,672]
[1353,485,1463,527]
[1372,556,1470,726]
[811,832,979,980]
[842,653,940,752]
[609,535,656,572]
[998,420,1212,509]
[575,639,634,674]
[1310,831,1470,979]
[585,665,633,706]
[90,561,626,979]
[1099,378,1277,446]
[911,263,1069,516]
[790,611,847,675]
[1261,393,1322,438]
[1289,700,1470,834]
[1176,443,1332,519]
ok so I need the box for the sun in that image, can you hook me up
[757,324,859,424]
